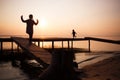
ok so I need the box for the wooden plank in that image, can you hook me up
[11,37,52,67]
[0,38,12,42]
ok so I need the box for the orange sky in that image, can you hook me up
[0,0,120,37]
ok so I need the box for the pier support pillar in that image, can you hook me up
[39,50,77,80]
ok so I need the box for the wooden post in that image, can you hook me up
[11,41,14,52]
[71,40,73,49]
[88,39,91,52]
[0,41,3,52]
[52,41,54,50]
[68,40,70,49]
[42,41,44,48]
[0,42,1,51]
[62,41,63,48]
[38,41,40,47]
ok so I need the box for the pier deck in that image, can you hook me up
[11,37,52,68]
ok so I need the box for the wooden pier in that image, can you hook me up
[0,37,120,53]
[0,36,120,80]
[11,37,52,68]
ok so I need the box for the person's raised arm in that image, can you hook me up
[21,15,26,22]
[34,19,39,25]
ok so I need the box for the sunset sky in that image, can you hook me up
[0,0,120,37]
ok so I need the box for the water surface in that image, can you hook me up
[0,61,29,80]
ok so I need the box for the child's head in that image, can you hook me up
[29,14,33,19]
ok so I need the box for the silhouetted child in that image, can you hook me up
[21,14,39,44]
[72,29,77,38]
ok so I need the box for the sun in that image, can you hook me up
[40,18,47,27]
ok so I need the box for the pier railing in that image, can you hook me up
[0,37,120,52]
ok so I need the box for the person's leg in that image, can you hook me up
[73,34,75,39]
[29,34,33,44]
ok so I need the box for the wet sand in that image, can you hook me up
[79,52,120,80]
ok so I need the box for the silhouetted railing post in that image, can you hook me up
[71,39,73,49]
[42,41,44,48]
[88,39,91,52]
[68,40,70,49]
[0,41,3,52]
[52,41,54,50]
[62,41,63,48]
[38,41,40,47]
[11,41,13,52]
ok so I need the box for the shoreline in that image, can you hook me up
[78,52,120,80]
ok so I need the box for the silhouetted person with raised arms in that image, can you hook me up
[21,14,39,44]
[72,29,77,38]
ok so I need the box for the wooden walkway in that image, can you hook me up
[11,37,52,68]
